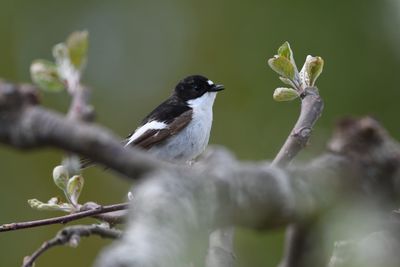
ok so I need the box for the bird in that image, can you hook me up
[81,75,224,167]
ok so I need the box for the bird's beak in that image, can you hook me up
[209,84,225,92]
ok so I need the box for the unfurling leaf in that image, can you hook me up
[52,165,69,191]
[278,42,290,59]
[66,31,88,69]
[273,87,299,102]
[300,55,324,87]
[30,60,65,92]
[28,197,74,212]
[66,175,84,206]
[277,42,294,63]
[268,56,295,80]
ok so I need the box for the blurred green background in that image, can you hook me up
[1,0,400,266]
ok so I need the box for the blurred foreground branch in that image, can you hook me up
[0,80,165,178]
[96,118,400,266]
[1,81,400,266]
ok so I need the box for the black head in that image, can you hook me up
[174,75,224,101]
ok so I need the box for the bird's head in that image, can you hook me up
[174,75,224,101]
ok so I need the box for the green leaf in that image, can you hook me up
[300,55,324,87]
[273,87,299,102]
[277,41,292,61]
[268,56,295,80]
[307,56,324,86]
[52,165,69,191]
[28,197,74,212]
[66,175,84,206]
[66,31,88,69]
[30,60,65,92]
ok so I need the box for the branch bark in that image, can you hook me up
[272,87,323,166]
[273,87,324,267]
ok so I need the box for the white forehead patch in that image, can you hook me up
[207,80,214,86]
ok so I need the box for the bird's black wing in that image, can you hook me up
[139,95,191,125]
[128,109,193,149]
[125,96,192,149]
[80,97,192,169]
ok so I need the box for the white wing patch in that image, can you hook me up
[126,121,167,146]
[207,80,214,86]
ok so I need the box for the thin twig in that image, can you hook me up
[67,84,94,122]
[22,224,122,267]
[0,202,129,232]
[81,202,127,226]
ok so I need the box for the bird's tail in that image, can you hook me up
[80,157,95,169]
[80,140,128,169]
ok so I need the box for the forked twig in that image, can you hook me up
[22,224,122,267]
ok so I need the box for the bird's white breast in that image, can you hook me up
[148,92,217,162]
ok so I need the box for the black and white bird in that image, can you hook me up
[125,75,224,163]
[82,75,224,167]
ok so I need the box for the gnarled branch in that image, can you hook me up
[95,117,400,267]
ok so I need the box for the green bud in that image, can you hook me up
[301,55,324,87]
[30,60,65,92]
[273,87,299,102]
[66,175,84,206]
[268,56,295,80]
[66,31,88,70]
[52,165,69,191]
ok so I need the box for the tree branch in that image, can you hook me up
[81,202,127,226]
[94,117,400,267]
[274,87,324,267]
[205,87,323,267]
[206,227,236,267]
[272,87,323,166]
[0,202,129,232]
[22,224,122,267]
[0,80,166,179]
[2,80,400,266]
